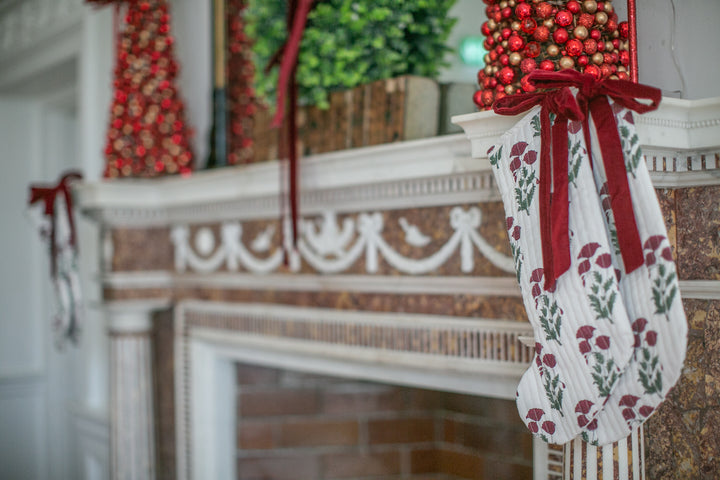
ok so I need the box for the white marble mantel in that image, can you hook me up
[76,96,720,480]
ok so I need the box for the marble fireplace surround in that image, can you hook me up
[78,97,720,480]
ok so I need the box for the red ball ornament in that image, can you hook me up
[525,41,541,58]
[521,18,537,35]
[540,59,555,71]
[501,27,513,39]
[536,2,553,19]
[590,28,602,40]
[481,22,492,36]
[533,25,550,42]
[578,55,589,66]
[566,39,584,57]
[600,64,613,77]
[520,58,537,73]
[578,13,595,29]
[567,1,581,14]
[498,66,516,85]
[501,7,513,18]
[584,64,601,79]
[555,10,573,27]
[472,89,484,107]
[500,54,510,65]
[617,71,629,80]
[619,50,630,66]
[619,21,629,39]
[553,28,569,44]
[515,3,532,19]
[605,19,617,33]
[508,34,525,52]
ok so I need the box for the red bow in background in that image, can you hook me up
[28,171,83,276]
[494,70,661,290]
[266,0,315,260]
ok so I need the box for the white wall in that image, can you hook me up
[0,98,50,480]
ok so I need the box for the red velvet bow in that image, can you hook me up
[494,86,585,290]
[530,70,661,276]
[266,0,314,260]
[28,172,83,277]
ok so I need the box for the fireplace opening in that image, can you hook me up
[235,362,533,480]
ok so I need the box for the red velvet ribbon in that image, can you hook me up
[528,69,661,276]
[28,172,83,277]
[267,0,314,258]
[494,86,584,290]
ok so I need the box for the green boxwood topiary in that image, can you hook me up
[244,0,457,109]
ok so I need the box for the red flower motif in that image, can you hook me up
[579,341,591,354]
[578,242,601,259]
[595,253,613,268]
[528,421,539,433]
[526,408,545,421]
[578,260,591,275]
[634,334,641,348]
[542,421,556,434]
[645,330,658,347]
[568,121,582,134]
[632,318,648,334]
[543,354,557,368]
[622,408,636,420]
[535,343,543,354]
[488,145,497,156]
[615,268,622,282]
[577,414,589,427]
[619,395,639,407]
[512,226,521,241]
[576,326,596,339]
[532,284,542,298]
[530,268,545,283]
[639,405,654,417]
[645,252,656,266]
[624,111,635,124]
[602,196,612,211]
[509,157,522,173]
[595,335,611,350]
[586,419,598,431]
[644,235,665,251]
[511,141,528,157]
[661,247,674,262]
[575,400,594,414]
[506,217,514,231]
[524,151,537,164]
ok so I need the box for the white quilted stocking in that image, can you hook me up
[489,106,635,444]
[579,104,688,445]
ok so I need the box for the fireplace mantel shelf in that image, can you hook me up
[79,99,720,480]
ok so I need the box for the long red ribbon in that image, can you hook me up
[268,0,314,258]
[29,171,83,277]
[494,87,584,290]
[529,69,661,275]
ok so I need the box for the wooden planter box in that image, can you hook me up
[251,75,440,162]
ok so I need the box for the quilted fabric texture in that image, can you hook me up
[577,104,688,445]
[488,106,634,444]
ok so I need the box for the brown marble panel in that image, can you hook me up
[111,227,173,271]
[103,288,527,321]
[645,299,720,479]
[109,204,514,278]
[655,188,677,256]
[676,186,720,280]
